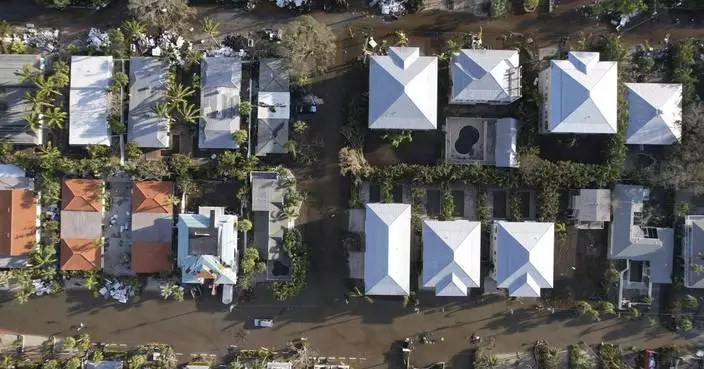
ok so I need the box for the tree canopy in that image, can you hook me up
[127,0,195,31]
[280,16,337,81]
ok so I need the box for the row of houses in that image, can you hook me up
[357,203,554,297]
[0,165,293,302]
[369,47,682,146]
[356,182,695,301]
[0,54,290,154]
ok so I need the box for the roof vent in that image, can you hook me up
[568,52,600,74]
[389,47,420,69]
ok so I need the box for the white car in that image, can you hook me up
[254,319,273,328]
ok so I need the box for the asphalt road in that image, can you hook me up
[0,290,693,368]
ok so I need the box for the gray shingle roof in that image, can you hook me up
[60,211,103,239]
[199,57,241,149]
[0,54,42,87]
[259,59,289,92]
[128,57,170,148]
[0,87,42,145]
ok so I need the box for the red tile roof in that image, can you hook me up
[62,179,103,212]
[131,241,172,273]
[60,239,101,270]
[132,181,173,214]
[0,190,37,256]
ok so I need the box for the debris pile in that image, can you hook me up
[32,280,54,296]
[370,0,407,16]
[99,279,136,304]
[84,28,196,65]
[273,0,310,9]
[1,24,60,53]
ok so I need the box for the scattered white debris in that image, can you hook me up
[87,27,108,49]
[99,279,136,304]
[371,0,406,15]
[1,24,60,53]
[274,0,309,8]
[32,280,53,296]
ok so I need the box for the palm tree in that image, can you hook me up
[83,272,99,291]
[284,139,297,159]
[28,244,56,269]
[37,142,61,162]
[33,75,60,99]
[24,90,50,110]
[122,19,146,40]
[166,84,196,109]
[152,102,171,120]
[17,64,39,83]
[23,110,42,131]
[43,107,66,129]
[394,30,408,46]
[202,17,220,44]
[178,103,200,125]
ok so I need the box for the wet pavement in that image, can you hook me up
[0,289,693,368]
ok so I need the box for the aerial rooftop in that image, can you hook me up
[493,221,554,297]
[128,57,170,148]
[422,220,481,296]
[625,83,682,145]
[450,49,521,105]
[199,57,241,150]
[364,203,411,296]
[369,47,437,130]
[540,52,617,134]
[69,56,112,146]
[609,184,673,284]
[256,59,290,156]
[0,54,44,145]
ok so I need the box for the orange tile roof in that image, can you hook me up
[60,239,101,271]
[0,190,37,257]
[132,181,174,214]
[131,241,172,273]
[62,179,103,212]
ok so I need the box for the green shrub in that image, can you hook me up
[490,0,509,18]
[524,0,539,10]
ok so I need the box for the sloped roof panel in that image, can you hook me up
[450,49,519,104]
[495,118,518,167]
[369,47,437,130]
[495,221,554,297]
[545,52,617,134]
[364,203,411,295]
[128,57,170,148]
[625,83,682,145]
[422,219,481,296]
[199,57,241,149]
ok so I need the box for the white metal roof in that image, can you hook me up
[364,203,411,295]
[69,56,112,146]
[495,118,519,168]
[199,57,241,149]
[544,52,617,134]
[368,47,437,130]
[450,49,520,104]
[258,92,290,120]
[495,221,554,297]
[625,83,682,145]
[422,220,481,296]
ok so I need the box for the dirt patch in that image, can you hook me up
[548,226,609,308]
[186,181,243,214]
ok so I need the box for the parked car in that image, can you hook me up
[254,319,273,328]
